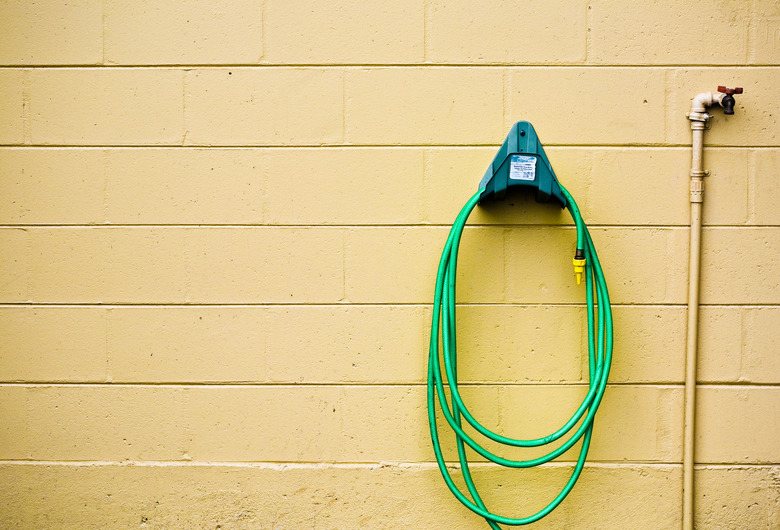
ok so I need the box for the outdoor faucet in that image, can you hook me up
[717,85,743,115]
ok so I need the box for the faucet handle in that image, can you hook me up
[718,86,744,95]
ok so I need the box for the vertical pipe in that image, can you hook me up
[683,123,705,530]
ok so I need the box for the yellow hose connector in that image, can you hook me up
[573,257,586,285]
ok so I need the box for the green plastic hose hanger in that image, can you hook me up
[477,122,567,208]
[428,121,614,527]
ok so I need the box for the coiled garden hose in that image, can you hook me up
[427,183,613,527]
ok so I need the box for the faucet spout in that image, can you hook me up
[721,94,735,115]
[717,85,743,115]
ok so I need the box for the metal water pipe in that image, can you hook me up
[682,85,742,530]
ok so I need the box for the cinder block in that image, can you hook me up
[453,305,585,383]
[0,386,191,460]
[28,228,189,303]
[28,228,114,302]
[499,385,682,462]
[0,70,24,144]
[506,68,666,145]
[0,148,105,224]
[700,227,780,304]
[265,305,428,383]
[666,68,779,147]
[427,0,586,64]
[696,386,780,463]
[0,228,28,301]
[0,1,102,65]
[506,227,688,304]
[747,0,780,64]
[0,307,107,382]
[104,0,262,65]
[589,0,750,65]
[577,147,747,226]
[105,148,264,224]
[26,227,343,304]
[263,0,423,64]
[29,69,184,145]
[184,385,337,461]
[751,148,780,225]
[696,466,780,529]
[741,308,780,383]
[701,148,750,225]
[108,307,268,383]
[0,387,26,455]
[450,227,508,302]
[609,305,686,383]
[698,306,743,383]
[593,227,688,304]
[423,146,505,224]
[592,385,682,461]
[187,386,443,462]
[107,305,428,384]
[345,68,503,145]
[699,307,780,384]
[184,69,343,146]
[0,463,693,529]
[345,227,443,303]
[265,148,423,224]
[184,227,344,303]
[346,385,491,462]
[584,149,688,225]
[345,226,505,303]
[584,147,747,226]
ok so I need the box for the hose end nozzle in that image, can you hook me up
[573,249,586,285]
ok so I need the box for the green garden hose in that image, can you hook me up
[427,183,613,527]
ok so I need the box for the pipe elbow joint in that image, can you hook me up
[690,92,714,114]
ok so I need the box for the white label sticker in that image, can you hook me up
[509,155,537,181]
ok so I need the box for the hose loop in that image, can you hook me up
[428,185,613,527]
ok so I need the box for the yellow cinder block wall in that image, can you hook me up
[1,1,778,528]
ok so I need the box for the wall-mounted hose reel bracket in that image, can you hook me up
[477,121,567,208]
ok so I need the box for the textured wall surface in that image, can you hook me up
[0,1,778,528]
